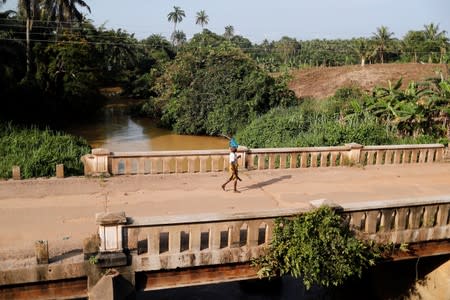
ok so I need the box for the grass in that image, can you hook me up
[0,122,91,179]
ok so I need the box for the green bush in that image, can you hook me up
[149,39,297,136]
[253,206,379,290]
[236,104,397,148]
[0,123,91,179]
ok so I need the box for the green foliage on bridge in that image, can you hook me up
[253,206,380,290]
[0,123,91,179]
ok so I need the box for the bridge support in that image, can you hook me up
[135,263,259,292]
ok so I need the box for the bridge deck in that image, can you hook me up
[0,163,449,266]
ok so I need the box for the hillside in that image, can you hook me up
[288,63,449,100]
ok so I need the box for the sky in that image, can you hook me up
[2,0,450,43]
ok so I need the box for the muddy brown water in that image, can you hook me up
[61,103,227,152]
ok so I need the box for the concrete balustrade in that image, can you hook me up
[118,196,450,272]
[335,196,450,244]
[81,143,446,176]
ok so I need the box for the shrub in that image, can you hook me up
[253,206,379,290]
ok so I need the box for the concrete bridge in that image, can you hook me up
[1,143,450,299]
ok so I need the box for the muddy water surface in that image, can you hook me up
[62,103,227,152]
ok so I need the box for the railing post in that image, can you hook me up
[81,148,110,177]
[35,240,49,264]
[239,146,249,169]
[12,165,20,180]
[344,143,363,165]
[95,211,128,267]
[56,164,64,178]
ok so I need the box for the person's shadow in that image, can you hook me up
[240,175,292,191]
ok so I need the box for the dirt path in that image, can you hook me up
[1,164,449,267]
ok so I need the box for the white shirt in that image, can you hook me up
[229,152,238,164]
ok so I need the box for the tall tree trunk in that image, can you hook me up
[26,17,30,76]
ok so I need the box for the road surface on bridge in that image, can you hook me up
[0,163,449,267]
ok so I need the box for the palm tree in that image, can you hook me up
[224,25,234,40]
[352,38,374,66]
[402,30,425,63]
[372,26,393,64]
[17,0,40,76]
[195,10,208,29]
[167,6,185,33]
[171,30,186,48]
[423,23,448,63]
[41,0,91,34]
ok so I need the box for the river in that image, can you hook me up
[61,101,227,152]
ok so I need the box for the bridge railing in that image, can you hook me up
[82,143,446,176]
[120,209,303,272]
[96,197,450,272]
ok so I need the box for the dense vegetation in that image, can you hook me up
[140,31,297,135]
[0,1,449,179]
[0,123,90,179]
[237,78,450,148]
[253,206,380,290]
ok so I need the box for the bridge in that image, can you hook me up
[0,143,449,299]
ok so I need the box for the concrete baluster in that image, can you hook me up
[320,152,328,167]
[257,154,265,170]
[279,154,287,169]
[189,225,201,252]
[300,153,308,168]
[311,153,318,167]
[168,226,181,254]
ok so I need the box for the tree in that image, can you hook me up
[402,30,426,63]
[352,38,374,66]
[171,30,186,48]
[41,0,91,35]
[372,26,394,64]
[167,6,185,37]
[195,10,208,28]
[274,36,300,65]
[224,25,234,40]
[422,23,448,63]
[152,42,297,135]
[17,0,40,75]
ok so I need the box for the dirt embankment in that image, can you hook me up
[288,63,449,100]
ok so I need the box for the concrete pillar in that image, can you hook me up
[344,143,363,165]
[88,269,135,300]
[12,166,20,180]
[56,164,64,178]
[238,146,249,169]
[35,240,49,264]
[81,148,110,177]
[95,212,128,268]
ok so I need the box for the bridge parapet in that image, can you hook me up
[122,209,302,272]
[114,196,450,273]
[336,196,450,245]
[81,143,446,176]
